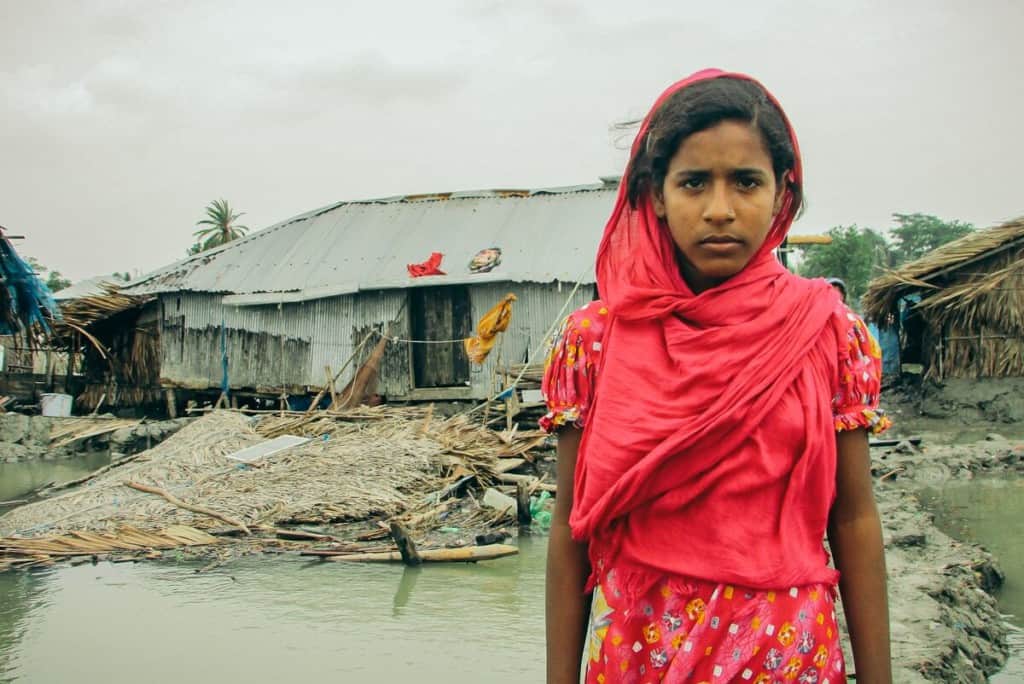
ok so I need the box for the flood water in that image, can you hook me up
[0,451,111,506]
[3,458,1022,682]
[920,475,1024,682]
[0,536,548,683]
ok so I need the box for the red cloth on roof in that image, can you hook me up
[407,252,446,277]
[569,69,847,596]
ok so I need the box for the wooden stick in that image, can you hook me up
[303,331,375,416]
[325,544,519,564]
[300,546,396,557]
[389,522,422,566]
[90,393,106,417]
[325,365,339,410]
[273,528,342,543]
[123,481,251,535]
[495,473,557,493]
[516,481,533,526]
[879,467,905,482]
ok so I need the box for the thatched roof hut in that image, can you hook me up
[863,217,1024,379]
[50,282,159,410]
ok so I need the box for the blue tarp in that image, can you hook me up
[0,236,59,336]
[867,321,901,378]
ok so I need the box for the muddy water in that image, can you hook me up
[0,535,548,683]
[0,451,111,506]
[920,476,1024,682]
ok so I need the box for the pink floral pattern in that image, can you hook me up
[584,572,845,684]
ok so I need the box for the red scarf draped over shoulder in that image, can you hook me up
[570,70,845,594]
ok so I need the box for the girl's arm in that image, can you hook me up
[828,428,892,683]
[546,427,591,684]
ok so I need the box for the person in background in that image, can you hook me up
[542,69,893,683]
[826,277,848,304]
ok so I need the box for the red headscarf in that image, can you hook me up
[570,70,844,595]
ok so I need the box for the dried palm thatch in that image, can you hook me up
[0,407,546,545]
[48,416,141,448]
[862,217,1024,379]
[0,525,218,571]
[53,283,152,338]
[76,383,164,413]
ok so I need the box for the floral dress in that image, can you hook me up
[541,299,891,684]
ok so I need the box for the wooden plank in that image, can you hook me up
[403,387,476,401]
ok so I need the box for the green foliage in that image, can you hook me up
[25,257,71,293]
[45,271,71,292]
[889,213,974,263]
[797,214,976,309]
[798,225,890,307]
[192,198,249,253]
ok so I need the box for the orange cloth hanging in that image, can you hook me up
[464,293,516,364]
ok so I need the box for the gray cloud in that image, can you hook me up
[2,0,1022,281]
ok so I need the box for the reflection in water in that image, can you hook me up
[920,476,1024,682]
[0,572,47,683]
[0,536,549,683]
[394,566,421,615]
[0,451,111,506]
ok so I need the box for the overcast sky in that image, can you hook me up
[2,0,1022,282]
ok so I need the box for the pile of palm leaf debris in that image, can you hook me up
[0,407,552,571]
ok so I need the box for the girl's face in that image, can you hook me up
[652,119,785,294]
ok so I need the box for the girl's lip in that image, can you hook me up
[700,235,743,244]
[700,241,744,253]
[696,235,745,245]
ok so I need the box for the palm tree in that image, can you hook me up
[193,199,249,252]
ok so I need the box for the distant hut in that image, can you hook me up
[51,279,157,410]
[863,217,1024,379]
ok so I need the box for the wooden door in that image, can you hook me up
[410,286,472,388]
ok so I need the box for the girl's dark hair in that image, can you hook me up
[624,77,802,212]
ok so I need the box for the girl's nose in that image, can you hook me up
[703,182,735,223]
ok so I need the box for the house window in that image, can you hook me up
[409,285,472,388]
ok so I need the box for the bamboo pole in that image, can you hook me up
[324,544,519,564]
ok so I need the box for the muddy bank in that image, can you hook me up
[870,436,1023,682]
[0,414,190,463]
[888,377,1024,427]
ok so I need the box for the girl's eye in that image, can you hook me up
[681,178,705,190]
[737,177,761,190]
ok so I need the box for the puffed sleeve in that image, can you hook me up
[833,308,893,434]
[539,300,608,433]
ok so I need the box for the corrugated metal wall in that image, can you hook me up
[157,291,411,395]
[157,282,594,399]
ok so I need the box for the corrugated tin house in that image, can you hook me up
[121,181,618,405]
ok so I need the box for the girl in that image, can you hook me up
[543,70,892,684]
